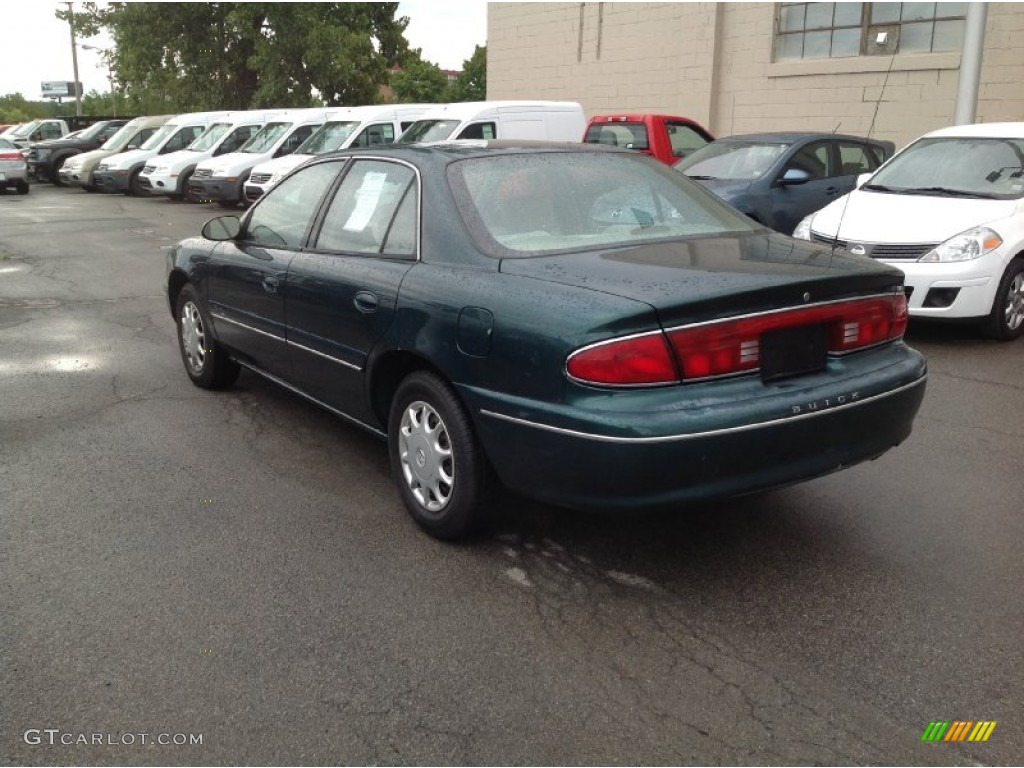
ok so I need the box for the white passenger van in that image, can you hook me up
[397,101,586,144]
[189,108,331,208]
[243,104,438,201]
[142,110,284,200]
[92,112,232,195]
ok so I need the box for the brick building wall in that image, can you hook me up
[487,2,1024,149]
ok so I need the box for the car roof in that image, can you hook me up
[323,140,628,162]
[923,122,1024,139]
[718,132,884,144]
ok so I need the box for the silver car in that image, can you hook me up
[0,137,29,194]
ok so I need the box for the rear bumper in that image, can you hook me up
[462,343,927,512]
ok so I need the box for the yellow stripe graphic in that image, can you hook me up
[968,722,986,741]
[981,721,997,742]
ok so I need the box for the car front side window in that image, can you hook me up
[314,160,417,258]
[243,162,340,249]
[784,141,834,181]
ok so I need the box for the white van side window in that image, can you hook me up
[457,122,496,140]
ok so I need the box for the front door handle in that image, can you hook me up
[262,274,280,294]
[353,291,379,313]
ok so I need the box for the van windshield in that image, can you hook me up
[296,121,360,154]
[188,123,232,151]
[140,123,177,151]
[398,120,460,144]
[78,122,112,141]
[864,136,1024,200]
[240,122,290,153]
[101,123,140,151]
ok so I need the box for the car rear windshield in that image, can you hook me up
[397,120,460,144]
[448,151,760,258]
[866,136,1024,200]
[188,123,232,151]
[240,122,291,153]
[296,121,361,154]
[675,141,790,181]
[583,122,650,151]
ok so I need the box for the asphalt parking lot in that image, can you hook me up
[2,183,1021,766]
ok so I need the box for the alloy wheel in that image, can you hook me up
[398,400,455,515]
[1005,271,1024,331]
[180,300,207,374]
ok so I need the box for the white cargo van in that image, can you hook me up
[93,112,232,195]
[142,110,283,200]
[189,108,331,208]
[243,103,437,202]
[397,101,585,144]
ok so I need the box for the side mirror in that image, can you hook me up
[202,216,241,241]
[780,168,811,186]
[856,172,872,189]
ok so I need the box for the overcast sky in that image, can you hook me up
[0,1,488,100]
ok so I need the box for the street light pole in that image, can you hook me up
[66,1,82,117]
[80,44,116,117]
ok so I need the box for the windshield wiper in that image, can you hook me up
[687,174,718,180]
[902,186,1002,199]
[860,183,907,193]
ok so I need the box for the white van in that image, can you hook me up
[189,108,331,208]
[793,122,1024,340]
[397,101,586,144]
[93,112,232,195]
[142,110,284,200]
[243,103,438,202]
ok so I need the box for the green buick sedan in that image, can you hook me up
[166,142,927,540]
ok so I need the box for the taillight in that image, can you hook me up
[567,293,907,386]
[566,333,679,385]
[0,151,22,160]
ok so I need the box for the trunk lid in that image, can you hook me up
[500,232,904,328]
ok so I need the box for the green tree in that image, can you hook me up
[390,55,449,104]
[0,93,53,122]
[449,45,486,102]
[59,3,411,111]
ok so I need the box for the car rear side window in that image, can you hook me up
[837,142,879,176]
[666,122,710,159]
[243,162,340,249]
[314,160,417,258]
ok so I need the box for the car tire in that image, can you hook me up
[982,259,1024,341]
[388,371,490,540]
[179,170,196,203]
[217,199,237,209]
[175,283,240,389]
[16,180,29,195]
[83,183,97,193]
[51,163,67,186]
[128,168,147,197]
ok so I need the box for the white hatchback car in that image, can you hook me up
[794,122,1024,340]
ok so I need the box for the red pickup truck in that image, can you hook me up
[583,114,714,165]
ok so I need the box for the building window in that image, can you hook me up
[774,2,967,60]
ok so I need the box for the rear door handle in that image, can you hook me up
[354,291,379,313]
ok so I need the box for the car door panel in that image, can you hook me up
[769,141,837,234]
[205,161,342,378]
[285,159,419,423]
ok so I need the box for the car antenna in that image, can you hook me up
[832,121,842,134]
[830,35,899,252]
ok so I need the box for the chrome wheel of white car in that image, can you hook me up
[1004,270,1024,331]
[984,260,1024,340]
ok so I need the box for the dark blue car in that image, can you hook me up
[675,132,895,235]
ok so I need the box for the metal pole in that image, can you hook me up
[953,2,988,125]
[67,1,82,117]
